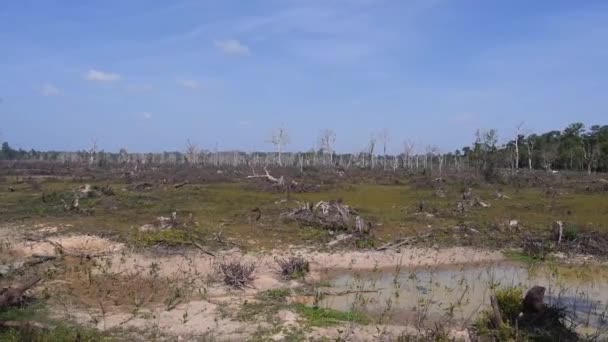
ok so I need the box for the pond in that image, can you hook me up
[319,261,608,335]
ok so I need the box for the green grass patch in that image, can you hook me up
[503,250,538,264]
[131,229,193,247]
[294,304,367,327]
[237,289,290,322]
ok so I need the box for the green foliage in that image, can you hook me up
[495,287,524,323]
[563,224,578,241]
[237,289,290,322]
[294,304,367,327]
[355,236,376,249]
[503,250,537,264]
[257,289,290,302]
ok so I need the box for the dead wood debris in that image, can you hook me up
[456,188,491,212]
[174,181,189,189]
[283,200,366,232]
[138,211,179,232]
[246,166,285,186]
[556,231,608,256]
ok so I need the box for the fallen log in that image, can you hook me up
[246,167,284,186]
[0,276,41,309]
[174,181,189,189]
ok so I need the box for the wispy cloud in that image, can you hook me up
[177,79,201,89]
[40,83,62,96]
[214,39,250,56]
[139,112,152,120]
[85,69,121,82]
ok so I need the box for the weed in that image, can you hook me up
[219,261,255,289]
[277,256,310,280]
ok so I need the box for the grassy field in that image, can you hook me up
[1,174,607,250]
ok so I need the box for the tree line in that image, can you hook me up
[1,122,607,174]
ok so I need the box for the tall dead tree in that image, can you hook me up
[87,139,98,166]
[526,136,536,170]
[269,127,290,166]
[403,140,415,169]
[318,129,336,166]
[185,139,200,165]
[378,129,390,170]
[367,134,377,169]
[514,122,524,170]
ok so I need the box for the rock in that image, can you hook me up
[509,220,519,229]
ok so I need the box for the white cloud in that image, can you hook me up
[140,112,152,120]
[177,79,201,89]
[214,39,250,56]
[85,69,121,82]
[41,84,62,96]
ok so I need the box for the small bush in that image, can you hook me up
[355,236,375,249]
[220,261,255,289]
[276,256,309,279]
[495,287,523,324]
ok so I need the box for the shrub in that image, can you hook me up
[219,261,255,289]
[495,287,523,324]
[276,256,309,279]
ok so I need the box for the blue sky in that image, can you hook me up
[1,0,607,153]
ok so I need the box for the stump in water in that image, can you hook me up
[523,286,545,315]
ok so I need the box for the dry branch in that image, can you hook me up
[246,167,284,185]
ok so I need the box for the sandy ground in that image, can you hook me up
[0,224,507,341]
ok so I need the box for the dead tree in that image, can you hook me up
[268,127,290,166]
[378,129,390,170]
[367,134,377,169]
[514,122,524,170]
[87,139,98,166]
[526,136,536,170]
[403,140,415,169]
[318,129,336,166]
[185,139,200,165]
